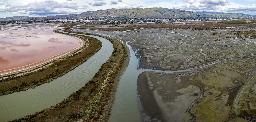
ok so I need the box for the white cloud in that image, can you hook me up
[182,0,228,11]
[1,0,256,18]
[225,2,256,15]
[5,0,80,16]
[90,2,107,6]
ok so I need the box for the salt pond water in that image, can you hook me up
[0,24,80,71]
[0,35,113,122]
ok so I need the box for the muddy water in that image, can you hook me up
[0,35,113,122]
[109,43,143,122]
[0,24,80,71]
[109,42,191,122]
[109,43,250,122]
[109,42,210,122]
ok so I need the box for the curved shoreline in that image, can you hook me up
[0,30,102,96]
[0,32,84,75]
[13,32,128,121]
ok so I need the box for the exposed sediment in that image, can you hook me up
[93,24,256,121]
[137,72,165,122]
[13,31,128,121]
[75,23,256,121]
[138,60,256,121]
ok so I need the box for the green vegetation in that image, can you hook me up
[219,20,247,24]
[0,22,7,25]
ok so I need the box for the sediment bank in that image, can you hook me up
[0,31,102,96]
[137,72,164,121]
[14,32,128,121]
[137,60,256,121]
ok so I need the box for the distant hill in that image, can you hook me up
[61,8,253,20]
[199,11,253,19]
[80,8,201,19]
[0,8,254,22]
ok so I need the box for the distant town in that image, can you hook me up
[0,8,255,24]
[2,6,256,122]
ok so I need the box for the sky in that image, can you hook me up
[1,0,256,18]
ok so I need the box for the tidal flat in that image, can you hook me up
[76,23,256,121]
[138,59,256,121]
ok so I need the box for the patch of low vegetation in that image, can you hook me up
[234,30,256,39]
[0,23,7,25]
[219,20,247,24]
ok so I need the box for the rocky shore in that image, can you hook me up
[13,30,128,121]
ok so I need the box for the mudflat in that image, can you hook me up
[138,72,164,121]
[79,23,256,121]
[138,60,256,121]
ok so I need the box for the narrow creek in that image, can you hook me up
[109,43,143,122]
[109,41,255,121]
[1,30,252,122]
[109,42,197,122]
[0,35,113,122]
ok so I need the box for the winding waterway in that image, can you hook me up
[0,35,113,122]
[109,43,143,122]
[108,41,249,122]
[0,28,245,122]
[109,41,202,122]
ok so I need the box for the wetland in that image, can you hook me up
[2,22,256,121]
[76,23,256,121]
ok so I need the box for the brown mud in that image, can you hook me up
[138,60,256,121]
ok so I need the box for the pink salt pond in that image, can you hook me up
[0,24,81,73]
